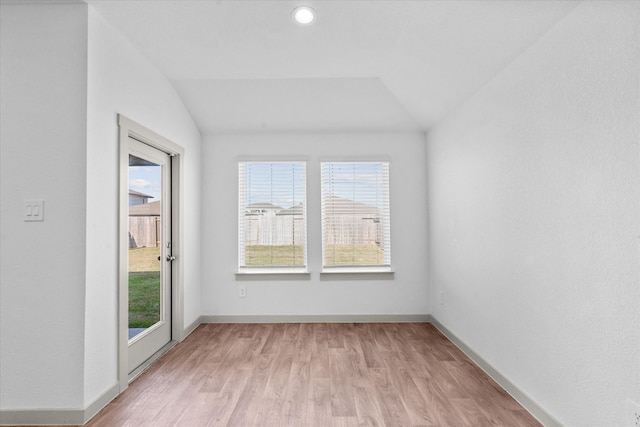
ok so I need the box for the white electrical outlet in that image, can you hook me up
[239,285,246,298]
[627,399,640,427]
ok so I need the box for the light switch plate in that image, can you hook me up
[24,199,44,221]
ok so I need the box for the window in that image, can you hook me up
[238,161,307,272]
[321,162,391,272]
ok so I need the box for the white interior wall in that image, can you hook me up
[202,133,429,317]
[85,6,202,404]
[0,3,89,409]
[426,2,640,426]
[3,1,637,424]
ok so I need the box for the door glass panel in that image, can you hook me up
[128,155,162,341]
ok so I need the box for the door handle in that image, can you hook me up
[166,255,176,262]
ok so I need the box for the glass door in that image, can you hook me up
[127,138,172,374]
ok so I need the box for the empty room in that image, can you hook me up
[0,1,638,426]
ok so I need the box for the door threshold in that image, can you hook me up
[128,340,177,384]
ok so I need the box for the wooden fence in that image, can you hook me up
[129,216,161,248]
[322,215,383,246]
[244,213,384,247]
[244,215,305,246]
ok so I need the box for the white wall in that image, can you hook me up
[84,7,202,404]
[0,3,88,409]
[0,2,203,413]
[202,133,428,317]
[426,2,640,426]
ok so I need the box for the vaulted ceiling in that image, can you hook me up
[88,1,578,134]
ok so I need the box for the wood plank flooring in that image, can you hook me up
[87,323,541,427]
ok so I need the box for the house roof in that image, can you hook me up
[129,189,154,199]
[323,196,380,215]
[276,204,304,216]
[272,198,380,216]
[129,200,161,216]
[246,202,283,211]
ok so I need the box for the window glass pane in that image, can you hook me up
[239,162,306,268]
[128,155,162,340]
[321,162,391,269]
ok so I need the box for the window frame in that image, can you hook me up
[320,161,392,273]
[237,160,308,274]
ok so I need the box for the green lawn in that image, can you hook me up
[244,244,385,266]
[245,245,305,266]
[129,247,161,272]
[324,244,385,266]
[128,271,161,328]
[129,247,161,328]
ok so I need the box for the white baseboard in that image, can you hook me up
[0,409,84,425]
[201,314,431,323]
[83,383,119,424]
[428,315,563,427]
[183,315,203,338]
[0,383,119,426]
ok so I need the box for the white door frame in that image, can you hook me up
[117,114,185,392]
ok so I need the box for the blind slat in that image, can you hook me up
[238,161,307,269]
[321,162,391,269]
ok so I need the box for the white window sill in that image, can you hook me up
[236,268,310,280]
[320,268,394,280]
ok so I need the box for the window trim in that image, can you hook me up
[236,267,310,275]
[237,160,308,274]
[320,161,392,273]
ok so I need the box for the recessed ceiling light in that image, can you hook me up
[292,6,316,25]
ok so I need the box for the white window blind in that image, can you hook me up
[238,161,307,271]
[321,162,391,271]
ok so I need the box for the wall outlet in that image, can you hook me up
[239,285,246,298]
[439,291,444,305]
[627,399,640,427]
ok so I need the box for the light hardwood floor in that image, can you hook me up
[87,323,541,426]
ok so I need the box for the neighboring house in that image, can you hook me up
[129,200,161,217]
[129,200,161,248]
[244,202,282,215]
[129,189,154,206]
[275,203,304,216]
